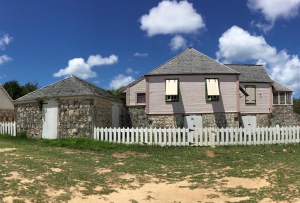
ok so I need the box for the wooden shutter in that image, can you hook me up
[165,79,178,95]
[206,79,220,96]
[245,86,256,103]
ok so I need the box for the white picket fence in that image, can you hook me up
[0,122,16,136]
[94,126,300,146]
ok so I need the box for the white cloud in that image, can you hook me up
[126,67,139,75]
[133,52,148,57]
[109,74,135,89]
[140,0,205,36]
[0,33,13,50]
[216,25,300,94]
[87,54,118,66]
[169,35,187,51]
[0,55,12,65]
[53,54,118,79]
[248,0,300,32]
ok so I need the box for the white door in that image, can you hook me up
[241,115,256,128]
[42,100,58,139]
[111,103,119,128]
[184,115,202,129]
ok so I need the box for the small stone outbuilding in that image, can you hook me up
[14,75,129,139]
[0,84,14,122]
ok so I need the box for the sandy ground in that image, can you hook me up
[1,148,300,203]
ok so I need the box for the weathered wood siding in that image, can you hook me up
[148,75,238,114]
[239,83,272,113]
[0,87,13,110]
[128,78,146,105]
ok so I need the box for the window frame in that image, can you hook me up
[205,78,220,101]
[245,85,256,104]
[136,92,146,104]
[165,78,179,102]
[273,91,293,105]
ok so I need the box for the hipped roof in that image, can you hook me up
[15,75,122,103]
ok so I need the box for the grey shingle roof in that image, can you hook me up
[225,64,273,83]
[15,75,122,102]
[146,47,239,75]
[272,80,292,92]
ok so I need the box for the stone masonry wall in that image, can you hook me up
[14,102,42,138]
[93,97,113,128]
[202,113,239,128]
[58,98,93,138]
[270,105,300,127]
[256,114,271,127]
[0,109,14,122]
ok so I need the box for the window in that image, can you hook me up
[286,93,292,104]
[165,79,179,102]
[273,92,293,105]
[136,93,146,104]
[245,85,256,104]
[205,78,219,101]
[273,92,278,104]
[280,92,285,104]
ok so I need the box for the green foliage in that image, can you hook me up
[3,80,23,100]
[293,97,300,115]
[16,131,27,138]
[106,86,126,102]
[3,80,39,100]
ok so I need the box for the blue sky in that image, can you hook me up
[1,0,300,96]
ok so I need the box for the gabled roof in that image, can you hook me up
[146,47,239,75]
[272,80,292,92]
[15,75,122,102]
[225,64,273,83]
[0,84,13,102]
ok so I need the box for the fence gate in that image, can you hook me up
[42,100,58,139]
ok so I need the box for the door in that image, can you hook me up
[111,103,119,128]
[241,115,256,128]
[42,100,58,139]
[184,115,202,129]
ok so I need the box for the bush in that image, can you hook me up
[17,131,27,138]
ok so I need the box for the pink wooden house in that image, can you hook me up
[121,47,293,128]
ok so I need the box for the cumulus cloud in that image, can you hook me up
[109,74,135,89]
[140,0,205,36]
[53,54,118,79]
[216,25,300,94]
[133,52,148,57]
[0,55,12,65]
[126,67,139,75]
[0,33,13,50]
[169,35,187,51]
[248,0,300,32]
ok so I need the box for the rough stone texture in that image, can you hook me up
[271,105,299,127]
[14,103,42,138]
[256,114,271,127]
[202,113,239,128]
[128,106,147,128]
[147,114,184,128]
[93,97,112,128]
[58,98,94,138]
[0,109,14,122]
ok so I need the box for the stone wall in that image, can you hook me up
[270,105,300,127]
[58,98,94,138]
[256,114,271,127]
[202,113,239,128]
[0,109,14,122]
[14,102,42,138]
[128,106,147,128]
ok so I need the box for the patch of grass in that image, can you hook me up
[1,134,300,202]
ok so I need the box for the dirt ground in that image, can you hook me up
[2,148,300,203]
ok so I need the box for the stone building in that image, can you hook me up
[120,47,296,129]
[14,75,128,139]
[0,84,14,122]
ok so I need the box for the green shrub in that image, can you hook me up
[17,131,27,138]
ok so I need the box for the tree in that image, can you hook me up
[3,80,23,100]
[293,97,300,115]
[106,87,126,102]
[21,81,39,95]
[3,80,39,100]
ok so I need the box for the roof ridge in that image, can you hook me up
[15,76,72,101]
[192,49,239,73]
[146,48,191,75]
